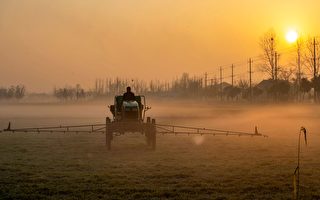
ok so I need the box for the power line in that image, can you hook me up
[205,45,299,76]
[200,38,320,89]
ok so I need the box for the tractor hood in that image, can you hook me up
[122,101,139,110]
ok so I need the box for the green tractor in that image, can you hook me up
[107,95,156,150]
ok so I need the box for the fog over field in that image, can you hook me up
[0,101,319,199]
[2,0,320,199]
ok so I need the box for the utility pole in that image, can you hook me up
[220,67,223,101]
[313,37,317,103]
[297,40,301,102]
[274,51,278,81]
[204,72,208,89]
[274,51,279,102]
[271,37,274,80]
[231,64,234,87]
[249,58,253,101]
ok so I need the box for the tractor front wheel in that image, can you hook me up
[145,117,156,150]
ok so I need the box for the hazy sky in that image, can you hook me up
[1,0,320,92]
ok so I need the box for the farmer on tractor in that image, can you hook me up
[123,86,135,101]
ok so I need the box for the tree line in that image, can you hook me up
[92,74,203,97]
[257,29,319,102]
[53,84,89,100]
[51,72,320,102]
[0,85,26,99]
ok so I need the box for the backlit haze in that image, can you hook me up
[1,0,320,92]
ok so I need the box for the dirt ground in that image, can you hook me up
[0,100,319,199]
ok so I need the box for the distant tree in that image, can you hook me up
[54,84,89,101]
[224,86,241,100]
[277,80,291,94]
[169,73,202,97]
[252,87,263,97]
[303,37,320,77]
[0,85,26,100]
[259,29,277,79]
[278,68,294,81]
[237,79,249,100]
[238,79,249,90]
[75,84,86,99]
[15,85,26,99]
[303,37,320,102]
[268,80,291,101]
[300,78,312,100]
[7,86,15,98]
[0,88,8,98]
[312,75,320,101]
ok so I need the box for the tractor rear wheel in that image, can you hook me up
[150,118,156,150]
[145,117,151,146]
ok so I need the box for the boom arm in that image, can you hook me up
[3,122,106,134]
[156,124,268,137]
[2,122,267,137]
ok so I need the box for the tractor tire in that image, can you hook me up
[145,117,152,146]
[151,118,156,150]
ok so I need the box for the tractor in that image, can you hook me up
[2,95,267,150]
[106,95,156,150]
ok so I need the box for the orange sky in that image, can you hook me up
[0,0,320,92]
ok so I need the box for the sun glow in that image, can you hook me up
[286,30,298,43]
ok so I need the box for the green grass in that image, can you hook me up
[0,103,320,199]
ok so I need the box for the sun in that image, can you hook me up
[286,30,298,43]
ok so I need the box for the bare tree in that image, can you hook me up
[303,37,320,102]
[15,85,26,99]
[237,79,249,90]
[300,77,312,100]
[278,68,295,81]
[0,85,26,99]
[259,29,277,79]
[303,37,320,77]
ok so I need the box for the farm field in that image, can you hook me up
[0,101,320,200]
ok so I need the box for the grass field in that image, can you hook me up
[0,101,320,199]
